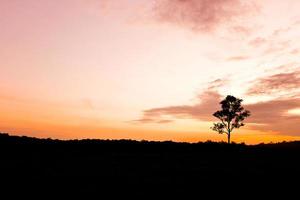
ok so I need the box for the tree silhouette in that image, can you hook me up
[211,95,250,144]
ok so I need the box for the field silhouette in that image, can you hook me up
[1,133,299,196]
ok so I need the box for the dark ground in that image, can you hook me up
[0,133,299,197]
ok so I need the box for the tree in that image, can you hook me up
[211,95,250,144]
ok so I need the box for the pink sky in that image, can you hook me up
[1,0,300,144]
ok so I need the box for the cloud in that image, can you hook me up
[245,98,300,135]
[248,37,267,47]
[132,118,156,123]
[226,55,250,61]
[247,71,300,96]
[290,49,299,55]
[230,25,252,35]
[246,98,300,124]
[157,119,174,124]
[153,0,258,32]
[135,76,300,135]
[272,27,292,37]
[137,93,300,135]
[135,79,227,124]
[263,40,291,55]
[207,78,229,90]
[247,23,296,57]
[139,90,222,123]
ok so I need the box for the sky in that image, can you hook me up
[1,0,300,144]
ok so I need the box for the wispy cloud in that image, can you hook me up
[226,55,250,61]
[207,79,229,90]
[247,70,300,96]
[153,0,258,32]
[137,90,221,123]
[134,79,225,124]
[290,49,299,55]
[272,27,292,37]
[135,74,300,135]
[263,40,291,55]
[248,37,267,47]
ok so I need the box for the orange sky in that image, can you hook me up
[1,0,300,144]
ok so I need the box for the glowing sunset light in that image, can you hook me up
[1,0,300,144]
[287,108,300,116]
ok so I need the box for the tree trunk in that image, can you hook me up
[227,132,231,144]
[227,122,231,144]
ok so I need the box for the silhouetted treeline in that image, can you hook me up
[0,133,299,197]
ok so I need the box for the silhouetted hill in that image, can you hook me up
[1,133,299,197]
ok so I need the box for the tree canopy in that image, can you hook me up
[211,95,250,143]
